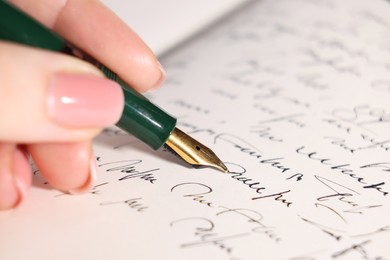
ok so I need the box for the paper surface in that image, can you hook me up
[1,0,390,259]
[100,0,250,55]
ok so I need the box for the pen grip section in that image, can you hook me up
[115,78,177,150]
[99,66,176,149]
[68,47,177,150]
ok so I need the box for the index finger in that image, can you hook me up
[9,0,165,93]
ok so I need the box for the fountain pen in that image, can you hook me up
[0,0,228,173]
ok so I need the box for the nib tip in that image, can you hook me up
[217,162,229,173]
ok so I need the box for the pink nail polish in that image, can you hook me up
[68,156,97,195]
[0,171,21,210]
[148,61,166,92]
[47,73,124,127]
[157,61,166,84]
[0,145,23,210]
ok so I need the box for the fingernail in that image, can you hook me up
[0,145,23,210]
[148,61,166,92]
[47,73,124,128]
[0,171,22,210]
[68,156,97,195]
[13,179,26,207]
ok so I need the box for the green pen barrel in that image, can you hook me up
[0,0,64,51]
[98,66,177,150]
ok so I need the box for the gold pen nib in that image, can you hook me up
[165,128,228,173]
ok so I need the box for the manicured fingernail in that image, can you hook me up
[13,179,25,207]
[68,156,97,195]
[0,145,23,210]
[47,73,124,127]
[0,171,22,210]
[148,61,166,92]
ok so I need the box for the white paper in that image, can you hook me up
[1,0,390,259]
[100,0,251,55]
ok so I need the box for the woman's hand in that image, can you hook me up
[0,0,165,210]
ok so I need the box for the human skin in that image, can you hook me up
[0,0,166,210]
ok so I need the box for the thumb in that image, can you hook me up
[0,41,124,143]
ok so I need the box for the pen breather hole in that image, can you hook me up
[195,146,201,151]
